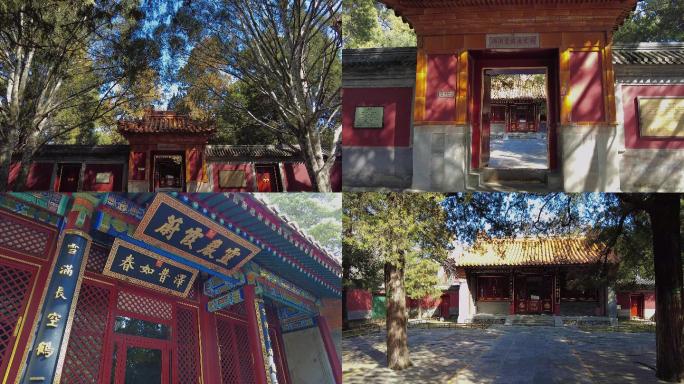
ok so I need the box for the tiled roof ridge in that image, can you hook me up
[118,109,216,134]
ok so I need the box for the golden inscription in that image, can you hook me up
[354,106,384,128]
[638,97,684,137]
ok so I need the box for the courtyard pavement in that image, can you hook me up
[489,138,548,169]
[343,325,663,384]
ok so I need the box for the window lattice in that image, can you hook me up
[85,244,108,274]
[177,307,201,384]
[0,215,50,258]
[117,291,173,320]
[61,283,113,383]
[0,262,33,372]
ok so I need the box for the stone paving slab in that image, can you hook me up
[343,325,664,384]
[489,138,548,169]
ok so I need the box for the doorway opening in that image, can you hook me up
[153,153,185,192]
[55,163,82,192]
[483,68,549,170]
[630,294,645,319]
[470,49,559,178]
[255,163,284,192]
[515,274,553,314]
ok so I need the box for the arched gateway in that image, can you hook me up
[343,0,684,191]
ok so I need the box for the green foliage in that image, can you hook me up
[259,193,341,258]
[404,255,441,299]
[343,192,452,292]
[614,0,684,43]
[342,0,416,48]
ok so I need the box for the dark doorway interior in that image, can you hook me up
[153,154,184,192]
[56,163,82,192]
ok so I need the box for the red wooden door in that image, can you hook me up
[440,294,450,318]
[112,335,172,384]
[56,163,81,192]
[257,171,274,192]
[481,72,492,167]
[0,259,38,378]
[630,295,644,318]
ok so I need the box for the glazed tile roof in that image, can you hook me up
[613,42,684,65]
[342,47,417,66]
[205,145,334,160]
[452,236,616,267]
[118,109,215,134]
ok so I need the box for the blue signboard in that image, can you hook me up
[134,194,261,275]
[104,238,199,298]
[21,231,90,384]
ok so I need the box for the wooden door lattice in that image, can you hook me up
[61,282,113,383]
[217,316,255,384]
[177,307,201,383]
[0,262,34,373]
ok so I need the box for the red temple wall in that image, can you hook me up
[8,162,53,191]
[621,84,684,149]
[342,87,413,147]
[644,291,656,310]
[346,289,372,312]
[212,163,255,192]
[82,164,124,192]
[282,163,313,191]
[569,51,605,122]
[425,54,457,121]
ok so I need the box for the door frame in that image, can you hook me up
[630,294,645,319]
[111,333,172,384]
[469,49,560,171]
[150,151,186,192]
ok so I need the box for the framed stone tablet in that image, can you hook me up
[219,170,247,188]
[354,106,384,128]
[95,172,112,184]
[638,97,684,137]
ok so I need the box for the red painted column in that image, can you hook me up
[509,271,515,315]
[554,273,561,315]
[244,284,269,384]
[199,290,220,383]
[316,315,342,384]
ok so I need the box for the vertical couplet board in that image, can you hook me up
[21,230,91,384]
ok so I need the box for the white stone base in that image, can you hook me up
[620,148,684,192]
[412,125,468,191]
[559,124,620,192]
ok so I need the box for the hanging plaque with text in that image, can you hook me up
[133,193,261,276]
[486,33,539,49]
[104,238,198,297]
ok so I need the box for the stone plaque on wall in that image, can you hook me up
[638,97,684,137]
[486,33,539,49]
[354,106,384,128]
[219,170,247,188]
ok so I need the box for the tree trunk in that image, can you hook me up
[385,258,411,370]
[648,193,684,382]
[0,141,14,191]
[299,130,332,192]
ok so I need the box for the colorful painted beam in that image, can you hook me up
[207,287,245,312]
[203,274,246,297]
